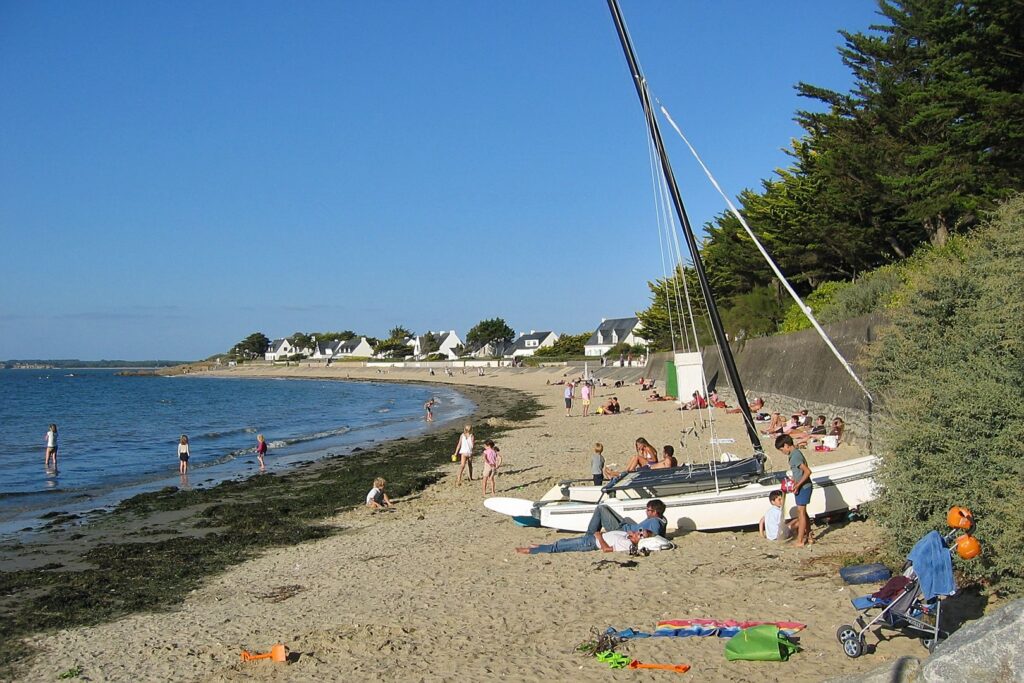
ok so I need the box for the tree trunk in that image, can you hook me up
[927,215,950,247]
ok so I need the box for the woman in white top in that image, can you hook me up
[178,434,191,475]
[453,424,475,485]
[44,423,59,469]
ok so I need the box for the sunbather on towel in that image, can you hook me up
[515,528,647,555]
[728,396,765,414]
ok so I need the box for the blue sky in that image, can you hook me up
[0,1,883,361]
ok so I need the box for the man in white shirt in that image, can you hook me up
[515,529,646,555]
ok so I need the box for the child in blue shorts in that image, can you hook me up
[775,434,813,547]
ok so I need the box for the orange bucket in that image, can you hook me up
[240,642,288,663]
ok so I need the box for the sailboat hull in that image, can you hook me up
[522,456,878,532]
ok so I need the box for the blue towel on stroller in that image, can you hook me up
[908,531,956,600]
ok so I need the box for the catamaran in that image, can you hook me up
[485,0,878,532]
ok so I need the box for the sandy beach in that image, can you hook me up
[17,364,927,682]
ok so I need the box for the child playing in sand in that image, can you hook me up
[759,490,795,541]
[366,477,392,509]
[481,439,502,495]
[177,434,191,475]
[591,443,605,485]
[256,433,268,470]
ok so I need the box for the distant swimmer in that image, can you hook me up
[44,423,59,469]
[424,398,436,422]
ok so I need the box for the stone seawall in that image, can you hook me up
[646,313,887,448]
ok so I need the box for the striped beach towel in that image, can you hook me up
[606,619,806,640]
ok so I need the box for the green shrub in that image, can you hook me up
[779,281,850,332]
[866,194,1024,597]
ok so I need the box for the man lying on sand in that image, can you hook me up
[515,529,647,555]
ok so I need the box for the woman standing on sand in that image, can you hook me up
[453,424,475,485]
[178,434,191,475]
[256,434,268,470]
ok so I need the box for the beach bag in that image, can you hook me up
[637,535,675,552]
[724,624,799,662]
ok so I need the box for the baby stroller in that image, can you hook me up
[836,506,981,658]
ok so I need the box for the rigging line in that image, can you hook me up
[656,167,719,466]
[646,132,684,356]
[607,0,762,459]
[657,164,692,354]
[658,102,875,404]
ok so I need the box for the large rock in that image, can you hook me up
[921,598,1023,682]
[826,598,1023,683]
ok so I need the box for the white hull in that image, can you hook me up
[532,456,878,532]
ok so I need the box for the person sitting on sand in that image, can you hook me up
[708,390,728,408]
[794,415,828,448]
[759,489,795,541]
[516,528,648,555]
[781,414,803,435]
[830,417,846,442]
[761,412,785,435]
[366,477,392,509]
[728,395,765,415]
[598,397,621,414]
[646,390,665,401]
[680,391,707,410]
[586,499,667,537]
[650,445,678,469]
[620,437,658,472]
[604,444,677,479]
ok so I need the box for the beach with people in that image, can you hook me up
[11,363,933,682]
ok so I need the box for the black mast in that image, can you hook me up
[606,0,763,455]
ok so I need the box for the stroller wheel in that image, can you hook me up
[840,631,864,658]
[836,624,858,643]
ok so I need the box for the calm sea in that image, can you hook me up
[0,369,473,535]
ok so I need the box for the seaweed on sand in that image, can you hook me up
[0,387,540,677]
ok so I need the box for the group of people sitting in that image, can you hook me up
[760,410,845,448]
[595,396,621,415]
[602,437,678,480]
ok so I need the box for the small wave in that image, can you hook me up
[198,426,258,440]
[376,407,391,413]
[190,426,351,468]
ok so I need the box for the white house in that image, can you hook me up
[336,337,374,358]
[265,338,295,361]
[310,340,337,360]
[470,339,515,359]
[407,330,463,360]
[265,338,313,361]
[584,317,645,357]
[508,330,558,358]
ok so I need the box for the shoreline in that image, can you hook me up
[0,375,473,539]
[0,380,534,677]
[8,365,950,681]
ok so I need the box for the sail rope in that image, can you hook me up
[657,102,875,403]
[644,93,722,471]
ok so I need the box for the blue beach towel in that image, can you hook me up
[907,530,956,600]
